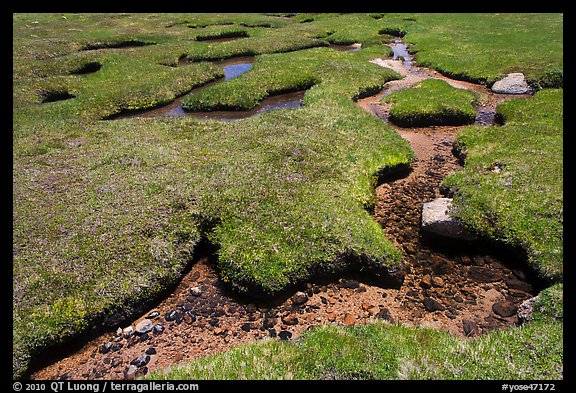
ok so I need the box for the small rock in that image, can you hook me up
[124,365,137,380]
[462,319,479,337]
[147,311,160,319]
[213,327,224,335]
[268,329,277,338]
[262,317,276,329]
[340,279,360,289]
[116,327,123,337]
[454,295,464,303]
[278,330,292,340]
[431,277,444,287]
[467,266,503,283]
[327,312,336,322]
[101,342,113,354]
[492,300,517,318]
[291,291,308,306]
[376,307,394,323]
[165,309,184,323]
[362,302,376,314]
[153,324,164,334]
[419,275,432,289]
[282,314,299,325]
[189,286,202,297]
[491,73,531,94]
[505,277,532,292]
[421,198,475,240]
[122,326,135,339]
[343,313,356,325]
[241,323,252,332]
[145,347,157,355]
[423,297,445,312]
[184,311,196,324]
[135,319,154,334]
[130,354,150,368]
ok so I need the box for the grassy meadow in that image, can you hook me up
[13,13,562,380]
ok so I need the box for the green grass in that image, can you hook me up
[442,89,563,282]
[148,284,563,380]
[404,13,563,87]
[383,78,478,127]
[13,13,563,380]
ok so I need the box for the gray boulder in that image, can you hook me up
[491,73,531,94]
[421,198,475,240]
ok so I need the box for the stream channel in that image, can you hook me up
[30,39,542,380]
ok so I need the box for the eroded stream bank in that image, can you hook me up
[31,39,542,381]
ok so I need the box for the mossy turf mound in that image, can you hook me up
[384,79,477,127]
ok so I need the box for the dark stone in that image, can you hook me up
[423,297,446,312]
[180,302,194,312]
[130,354,150,368]
[146,347,157,355]
[419,275,432,289]
[262,317,276,329]
[462,319,479,337]
[278,330,292,340]
[153,324,164,334]
[101,342,113,354]
[111,343,123,352]
[492,301,517,317]
[375,307,394,323]
[139,333,150,342]
[208,317,219,327]
[467,266,503,283]
[268,329,277,338]
[340,279,360,289]
[213,309,225,317]
[184,311,197,324]
[282,314,299,325]
[505,277,532,293]
[165,309,184,322]
[241,323,252,332]
[147,311,160,319]
[291,291,308,306]
[189,286,202,297]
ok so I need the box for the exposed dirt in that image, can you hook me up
[30,47,539,381]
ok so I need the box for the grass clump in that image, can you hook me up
[383,79,477,127]
[442,89,563,281]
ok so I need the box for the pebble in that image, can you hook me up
[343,313,356,325]
[340,279,360,289]
[492,301,517,318]
[291,291,308,306]
[130,354,150,368]
[122,326,135,339]
[189,286,202,297]
[462,319,479,337]
[422,297,445,312]
[135,319,154,334]
[282,314,299,325]
[278,330,292,340]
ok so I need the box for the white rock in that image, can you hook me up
[135,319,154,334]
[421,198,475,240]
[491,73,531,94]
[122,326,134,339]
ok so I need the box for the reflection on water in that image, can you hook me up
[391,38,413,69]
